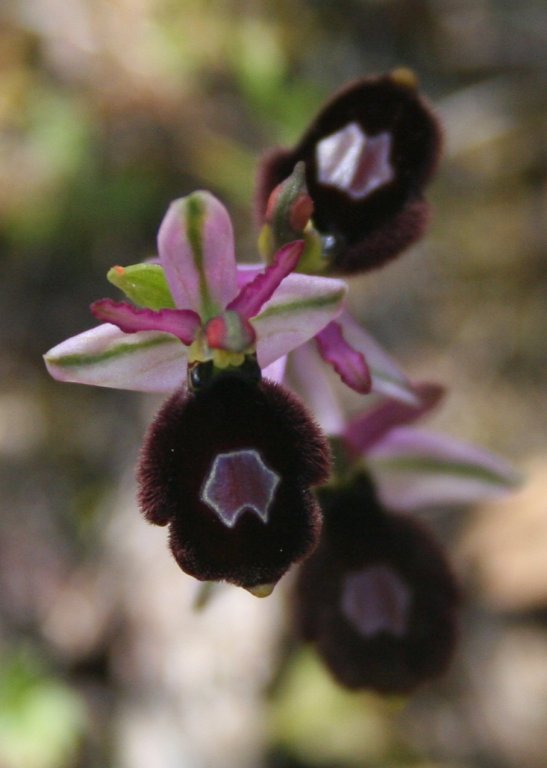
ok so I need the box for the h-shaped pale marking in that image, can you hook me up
[316,122,394,200]
[201,448,280,528]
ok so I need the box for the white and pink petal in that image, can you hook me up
[367,426,521,512]
[44,324,187,393]
[251,273,347,368]
[288,344,346,436]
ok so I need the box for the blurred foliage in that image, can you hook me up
[268,648,405,767]
[0,648,85,768]
[0,0,546,766]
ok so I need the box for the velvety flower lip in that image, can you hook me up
[256,70,442,275]
[44,191,348,391]
[138,374,330,590]
[294,473,460,694]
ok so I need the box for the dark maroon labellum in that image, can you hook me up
[294,473,460,694]
[138,374,330,589]
[256,73,442,275]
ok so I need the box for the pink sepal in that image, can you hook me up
[91,299,201,345]
[289,344,346,436]
[227,240,304,319]
[261,355,288,384]
[315,320,372,394]
[344,382,444,456]
[368,426,521,512]
[157,192,238,318]
[252,273,347,368]
[44,323,187,392]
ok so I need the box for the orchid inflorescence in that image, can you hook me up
[44,71,518,693]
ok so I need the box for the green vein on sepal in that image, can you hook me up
[254,289,346,320]
[370,456,520,487]
[46,335,179,368]
[368,365,411,389]
[107,264,176,310]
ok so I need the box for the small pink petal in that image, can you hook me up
[315,321,371,394]
[236,264,263,289]
[91,299,200,345]
[344,382,445,456]
[227,240,304,319]
[157,192,238,318]
[335,312,419,405]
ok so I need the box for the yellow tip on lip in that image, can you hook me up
[390,67,419,89]
[245,582,276,598]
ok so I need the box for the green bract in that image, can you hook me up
[107,264,175,310]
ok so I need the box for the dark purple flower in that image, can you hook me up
[138,371,330,594]
[256,71,442,275]
[294,473,460,693]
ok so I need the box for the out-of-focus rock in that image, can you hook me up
[458,456,547,612]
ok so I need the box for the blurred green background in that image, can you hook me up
[1,1,546,766]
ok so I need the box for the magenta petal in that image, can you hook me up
[236,264,263,290]
[334,312,419,405]
[315,321,371,394]
[91,299,201,345]
[227,240,305,319]
[344,382,445,456]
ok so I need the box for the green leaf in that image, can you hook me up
[107,263,176,310]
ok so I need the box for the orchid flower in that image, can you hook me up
[295,473,461,694]
[288,362,519,693]
[256,70,442,276]
[45,191,347,394]
[44,191,349,595]
[251,71,444,400]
